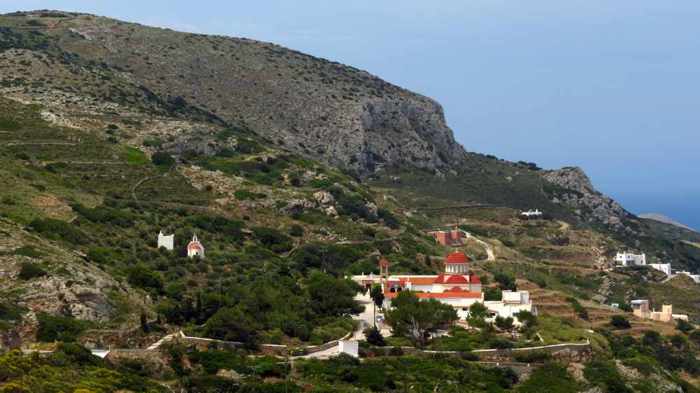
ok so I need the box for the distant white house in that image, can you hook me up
[157,231,174,251]
[339,340,359,358]
[678,271,700,284]
[484,290,534,326]
[614,252,646,267]
[187,234,205,259]
[521,209,543,219]
[649,263,672,276]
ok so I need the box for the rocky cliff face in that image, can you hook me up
[542,167,633,228]
[0,218,147,342]
[0,11,465,175]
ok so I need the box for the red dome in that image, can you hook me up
[445,251,470,264]
[445,275,469,284]
[379,258,390,267]
[447,286,465,292]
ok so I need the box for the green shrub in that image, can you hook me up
[288,224,304,237]
[151,151,175,167]
[676,318,694,333]
[611,315,631,329]
[36,313,90,342]
[17,262,47,280]
[517,363,578,393]
[252,227,292,253]
[13,246,43,258]
[28,218,87,244]
[584,360,632,393]
[127,265,163,293]
[234,189,266,200]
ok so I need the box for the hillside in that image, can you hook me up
[2,9,700,393]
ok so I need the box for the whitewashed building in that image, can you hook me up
[614,252,646,267]
[157,231,174,251]
[649,263,672,276]
[521,209,543,218]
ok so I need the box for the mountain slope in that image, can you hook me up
[0,10,464,176]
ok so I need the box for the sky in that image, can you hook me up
[2,0,699,229]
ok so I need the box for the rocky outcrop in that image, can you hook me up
[0,218,148,341]
[542,167,632,228]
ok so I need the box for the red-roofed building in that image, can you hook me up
[351,252,533,323]
[187,234,205,259]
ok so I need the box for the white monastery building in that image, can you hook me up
[157,231,175,251]
[187,234,205,259]
[614,252,646,267]
[353,251,534,325]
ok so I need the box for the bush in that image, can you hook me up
[517,363,578,393]
[494,272,516,291]
[364,326,386,347]
[127,265,163,293]
[36,313,89,342]
[17,262,47,280]
[584,360,632,393]
[252,227,293,253]
[234,190,266,200]
[28,218,87,244]
[288,224,304,237]
[676,318,694,334]
[151,151,175,167]
[611,315,631,329]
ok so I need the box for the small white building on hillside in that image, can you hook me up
[521,209,543,219]
[157,231,174,251]
[614,252,646,267]
[649,263,672,276]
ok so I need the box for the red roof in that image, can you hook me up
[188,241,203,251]
[445,251,470,264]
[470,275,481,284]
[384,290,482,299]
[445,275,469,284]
[433,274,446,284]
[379,258,390,267]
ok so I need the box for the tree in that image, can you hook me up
[495,316,514,333]
[385,291,458,348]
[364,326,386,346]
[467,302,488,328]
[610,315,631,329]
[204,307,259,348]
[494,272,516,291]
[370,284,384,327]
[515,310,537,337]
[306,271,362,318]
